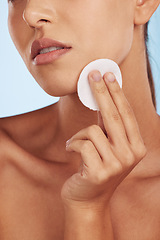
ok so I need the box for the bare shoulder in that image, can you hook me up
[0,128,16,173]
[129,148,160,201]
[111,149,160,239]
[0,102,59,165]
[0,128,9,156]
[0,103,59,149]
[111,174,160,240]
[0,103,60,181]
[0,103,58,139]
[112,149,160,217]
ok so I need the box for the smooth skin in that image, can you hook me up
[62,72,146,203]
[1,0,160,239]
[62,72,146,239]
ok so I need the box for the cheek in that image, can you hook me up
[28,50,84,95]
[75,1,134,64]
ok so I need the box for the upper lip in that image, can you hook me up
[31,38,72,59]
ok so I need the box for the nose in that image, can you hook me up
[23,0,57,28]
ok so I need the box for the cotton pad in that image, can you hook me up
[77,59,122,111]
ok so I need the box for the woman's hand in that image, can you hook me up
[61,70,147,208]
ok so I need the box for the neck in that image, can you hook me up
[57,93,98,141]
[119,26,160,151]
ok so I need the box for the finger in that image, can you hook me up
[66,137,124,181]
[103,72,144,147]
[97,111,107,136]
[66,139,103,170]
[88,70,128,147]
[66,125,116,165]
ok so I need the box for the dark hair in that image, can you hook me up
[144,22,157,110]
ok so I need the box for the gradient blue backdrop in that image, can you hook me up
[0,2,160,117]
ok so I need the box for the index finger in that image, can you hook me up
[88,70,128,146]
[88,70,144,148]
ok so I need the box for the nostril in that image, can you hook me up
[22,7,55,28]
[40,19,48,22]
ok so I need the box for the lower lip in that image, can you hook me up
[32,48,72,65]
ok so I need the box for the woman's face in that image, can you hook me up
[8,0,134,96]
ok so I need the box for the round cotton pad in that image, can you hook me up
[77,59,122,111]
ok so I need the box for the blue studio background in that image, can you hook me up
[0,2,160,117]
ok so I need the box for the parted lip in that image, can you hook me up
[31,38,72,59]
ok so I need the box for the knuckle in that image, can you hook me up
[120,105,133,118]
[95,85,107,94]
[87,124,100,136]
[92,169,109,185]
[110,83,121,93]
[81,140,92,153]
[110,111,121,122]
[123,149,135,167]
[134,144,147,159]
[110,160,123,175]
[87,125,103,139]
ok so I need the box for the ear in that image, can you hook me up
[134,0,160,25]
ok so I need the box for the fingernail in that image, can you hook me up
[66,139,71,148]
[89,71,101,82]
[105,72,115,82]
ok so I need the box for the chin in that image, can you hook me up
[40,79,78,97]
[45,89,77,98]
[32,65,81,97]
